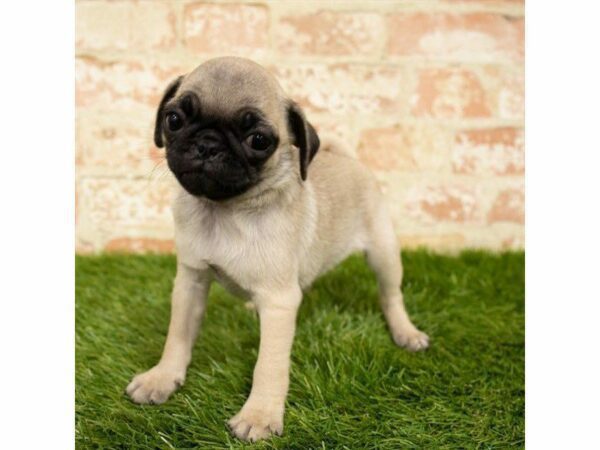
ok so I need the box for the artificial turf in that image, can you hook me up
[75,250,524,449]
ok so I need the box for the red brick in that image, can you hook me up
[357,125,450,172]
[277,11,383,56]
[488,187,524,223]
[105,237,175,253]
[489,67,525,120]
[75,239,96,254]
[75,57,183,109]
[411,67,491,118]
[501,234,525,250]
[400,233,467,250]
[76,111,163,176]
[78,178,174,229]
[452,128,524,175]
[313,120,358,150]
[387,13,523,62]
[76,2,176,51]
[76,2,129,50]
[184,3,268,56]
[406,185,480,223]
[273,64,408,115]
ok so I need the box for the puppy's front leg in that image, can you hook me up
[126,263,210,404]
[229,284,301,442]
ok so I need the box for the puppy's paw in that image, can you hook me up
[393,327,430,352]
[126,366,184,405]
[228,403,284,442]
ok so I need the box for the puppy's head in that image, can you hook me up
[154,57,319,201]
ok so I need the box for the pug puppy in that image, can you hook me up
[126,57,429,442]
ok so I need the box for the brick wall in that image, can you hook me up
[75,0,524,253]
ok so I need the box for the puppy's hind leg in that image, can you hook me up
[365,206,429,351]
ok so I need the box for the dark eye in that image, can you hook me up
[166,112,183,131]
[246,133,271,150]
[241,112,256,130]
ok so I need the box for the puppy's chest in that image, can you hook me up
[205,261,251,298]
[176,209,296,295]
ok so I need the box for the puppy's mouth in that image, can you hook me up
[174,164,256,200]
[179,168,202,178]
[179,163,252,183]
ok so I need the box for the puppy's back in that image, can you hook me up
[300,139,384,281]
[309,137,380,215]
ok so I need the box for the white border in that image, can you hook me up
[0,2,74,449]
[2,1,600,448]
[527,1,600,448]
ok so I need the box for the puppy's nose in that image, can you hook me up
[197,140,220,158]
[196,132,223,158]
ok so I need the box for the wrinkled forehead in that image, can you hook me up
[176,61,284,120]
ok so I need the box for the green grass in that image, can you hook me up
[76,250,524,449]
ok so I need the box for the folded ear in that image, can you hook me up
[287,101,320,181]
[154,75,183,148]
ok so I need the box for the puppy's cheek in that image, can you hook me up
[255,148,280,175]
[165,151,182,173]
[267,149,280,166]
